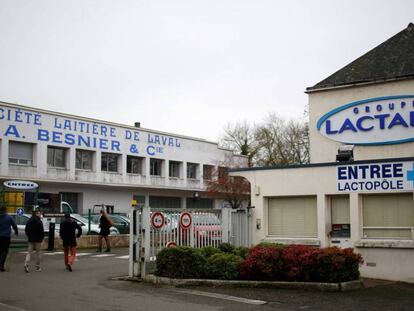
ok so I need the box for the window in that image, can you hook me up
[187,163,198,179]
[76,150,93,170]
[127,156,143,174]
[9,141,34,165]
[149,196,181,209]
[187,198,213,209]
[203,165,213,180]
[169,161,181,178]
[150,159,162,176]
[101,153,119,172]
[47,146,66,168]
[362,194,414,239]
[268,196,317,237]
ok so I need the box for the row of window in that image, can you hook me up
[8,141,218,179]
[267,193,414,240]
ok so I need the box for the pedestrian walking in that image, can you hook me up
[96,210,112,253]
[0,208,18,272]
[24,208,45,272]
[59,213,82,272]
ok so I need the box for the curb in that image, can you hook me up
[136,275,363,292]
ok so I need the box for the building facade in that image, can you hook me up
[231,24,414,283]
[0,101,246,214]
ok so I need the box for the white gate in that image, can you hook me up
[230,208,252,247]
[129,206,231,278]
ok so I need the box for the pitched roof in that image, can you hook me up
[306,23,414,92]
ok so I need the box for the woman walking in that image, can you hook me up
[97,210,111,253]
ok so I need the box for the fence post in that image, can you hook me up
[140,204,151,278]
[190,211,195,248]
[222,208,230,243]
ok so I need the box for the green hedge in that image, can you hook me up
[155,244,363,283]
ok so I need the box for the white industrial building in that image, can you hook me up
[231,23,414,283]
[0,101,246,214]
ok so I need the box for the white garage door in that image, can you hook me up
[268,196,317,238]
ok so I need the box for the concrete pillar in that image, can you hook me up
[68,148,76,180]
[36,143,47,178]
[350,192,362,245]
[317,194,329,247]
[0,138,9,176]
[145,157,150,185]
[164,159,169,186]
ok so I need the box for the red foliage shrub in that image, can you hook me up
[239,245,284,280]
[240,245,363,283]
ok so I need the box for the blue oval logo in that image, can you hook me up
[317,95,414,145]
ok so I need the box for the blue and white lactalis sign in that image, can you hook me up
[317,95,414,145]
[337,161,414,192]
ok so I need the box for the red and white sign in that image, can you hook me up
[151,212,165,230]
[179,212,192,229]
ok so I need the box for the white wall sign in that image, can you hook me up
[3,180,38,190]
[336,161,414,192]
[317,95,414,145]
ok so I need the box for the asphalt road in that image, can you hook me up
[1,246,413,311]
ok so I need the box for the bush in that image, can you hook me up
[205,253,242,280]
[218,242,235,253]
[239,245,284,280]
[232,246,249,259]
[197,246,222,258]
[240,245,363,283]
[155,247,206,279]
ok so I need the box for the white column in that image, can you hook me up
[181,197,187,209]
[36,143,47,178]
[145,157,151,185]
[349,192,361,245]
[317,194,329,247]
[68,148,76,180]
[121,153,127,183]
[182,162,187,187]
[164,159,169,186]
[0,138,9,176]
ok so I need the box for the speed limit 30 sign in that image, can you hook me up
[151,212,165,230]
[179,212,192,229]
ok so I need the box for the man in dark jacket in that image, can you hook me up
[0,208,18,272]
[24,209,45,272]
[59,213,82,272]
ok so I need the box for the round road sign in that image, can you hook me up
[151,212,165,230]
[179,212,192,229]
[16,208,24,216]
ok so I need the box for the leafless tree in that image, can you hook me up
[220,113,309,166]
[220,121,260,167]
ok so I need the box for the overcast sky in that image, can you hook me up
[0,0,413,142]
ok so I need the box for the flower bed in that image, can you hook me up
[155,243,363,283]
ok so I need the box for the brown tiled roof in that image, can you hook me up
[307,23,414,92]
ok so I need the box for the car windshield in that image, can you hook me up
[193,214,221,225]
[71,215,89,224]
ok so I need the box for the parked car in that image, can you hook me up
[178,213,222,245]
[54,214,119,236]
[84,214,130,234]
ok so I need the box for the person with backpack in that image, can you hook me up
[96,210,112,253]
[24,208,44,272]
[59,213,82,272]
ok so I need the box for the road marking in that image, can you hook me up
[174,289,267,305]
[91,254,116,258]
[43,252,64,255]
[76,253,92,257]
[116,255,129,259]
[0,302,28,311]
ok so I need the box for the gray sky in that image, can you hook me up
[0,0,413,142]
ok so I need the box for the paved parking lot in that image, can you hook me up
[1,246,413,311]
